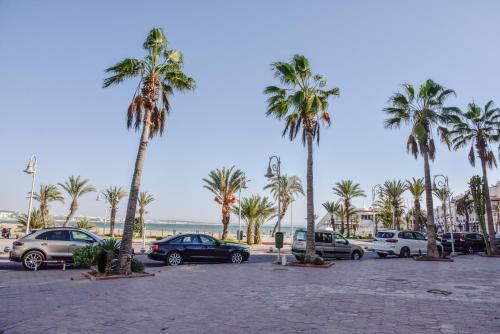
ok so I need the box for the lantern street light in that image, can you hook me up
[23,155,37,234]
[433,174,455,257]
[237,175,250,244]
[265,155,281,262]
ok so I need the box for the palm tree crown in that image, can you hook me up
[34,184,64,227]
[104,27,196,138]
[103,187,128,209]
[332,180,365,237]
[138,192,155,215]
[58,175,96,226]
[236,195,276,245]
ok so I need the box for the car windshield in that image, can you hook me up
[375,232,394,238]
[294,230,307,242]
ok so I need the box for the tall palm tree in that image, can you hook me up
[384,79,455,258]
[381,180,407,230]
[264,175,304,236]
[443,101,499,254]
[253,197,277,245]
[103,27,195,271]
[332,180,365,237]
[456,192,474,232]
[264,55,339,262]
[433,187,450,233]
[406,178,426,231]
[374,195,395,229]
[58,176,96,227]
[203,166,244,240]
[102,187,128,237]
[336,203,348,235]
[137,192,155,238]
[33,184,64,228]
[322,201,341,231]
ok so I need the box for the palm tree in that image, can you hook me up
[76,218,94,230]
[406,178,426,231]
[322,201,340,231]
[456,192,473,232]
[102,187,128,237]
[33,184,64,228]
[374,195,395,229]
[332,180,365,237]
[264,55,339,262]
[103,27,196,272]
[253,197,277,245]
[381,180,407,229]
[17,209,44,230]
[137,192,155,238]
[443,101,499,254]
[203,166,244,240]
[384,79,455,258]
[264,175,304,236]
[335,203,349,235]
[58,176,96,227]
[433,187,450,233]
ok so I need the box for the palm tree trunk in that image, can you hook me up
[254,222,261,244]
[221,213,230,240]
[464,211,470,232]
[341,218,345,235]
[413,199,420,231]
[304,133,316,263]
[110,206,116,238]
[330,216,335,231]
[423,148,439,258]
[64,201,77,227]
[139,210,145,238]
[117,111,151,273]
[246,221,253,245]
[480,157,497,254]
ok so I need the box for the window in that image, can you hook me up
[334,233,348,244]
[199,235,216,245]
[315,232,333,243]
[180,235,199,244]
[413,232,426,240]
[71,231,96,243]
[375,232,394,238]
[294,231,307,242]
[398,232,414,239]
[36,230,69,241]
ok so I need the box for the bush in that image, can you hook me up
[294,253,305,263]
[72,245,101,268]
[156,237,164,240]
[312,257,325,265]
[131,258,145,273]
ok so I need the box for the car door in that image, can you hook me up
[473,233,486,252]
[398,231,415,254]
[333,233,351,258]
[199,235,219,259]
[179,235,203,260]
[315,232,334,258]
[412,232,427,255]
[69,230,99,256]
[35,230,71,260]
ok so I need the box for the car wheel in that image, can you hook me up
[230,251,243,264]
[166,252,183,266]
[399,247,410,258]
[467,246,474,255]
[22,250,45,270]
[351,251,361,260]
[377,252,387,258]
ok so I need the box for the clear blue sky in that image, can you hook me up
[1,0,499,225]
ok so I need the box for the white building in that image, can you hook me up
[0,210,16,219]
[317,205,379,237]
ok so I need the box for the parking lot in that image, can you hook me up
[1,248,499,334]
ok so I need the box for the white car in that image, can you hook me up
[373,230,443,258]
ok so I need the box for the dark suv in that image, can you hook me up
[441,232,486,254]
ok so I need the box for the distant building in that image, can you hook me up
[317,204,378,237]
[0,210,17,219]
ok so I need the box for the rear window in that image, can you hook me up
[315,232,333,243]
[375,232,394,238]
[36,230,69,241]
[294,231,307,241]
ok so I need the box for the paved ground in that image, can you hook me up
[1,250,499,334]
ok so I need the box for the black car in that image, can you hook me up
[441,232,486,254]
[148,234,250,266]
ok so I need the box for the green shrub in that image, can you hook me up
[156,237,164,240]
[312,257,325,265]
[295,253,305,263]
[72,245,101,268]
[131,258,145,273]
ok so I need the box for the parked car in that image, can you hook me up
[148,234,250,265]
[373,230,443,258]
[9,227,105,270]
[292,228,364,260]
[440,232,486,254]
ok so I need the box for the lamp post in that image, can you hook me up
[433,174,455,256]
[265,155,281,262]
[237,176,249,244]
[96,193,108,235]
[23,155,37,234]
[371,184,382,236]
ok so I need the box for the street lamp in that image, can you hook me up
[371,184,382,236]
[238,175,250,244]
[23,155,37,234]
[433,174,455,256]
[96,193,108,235]
[265,155,281,262]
